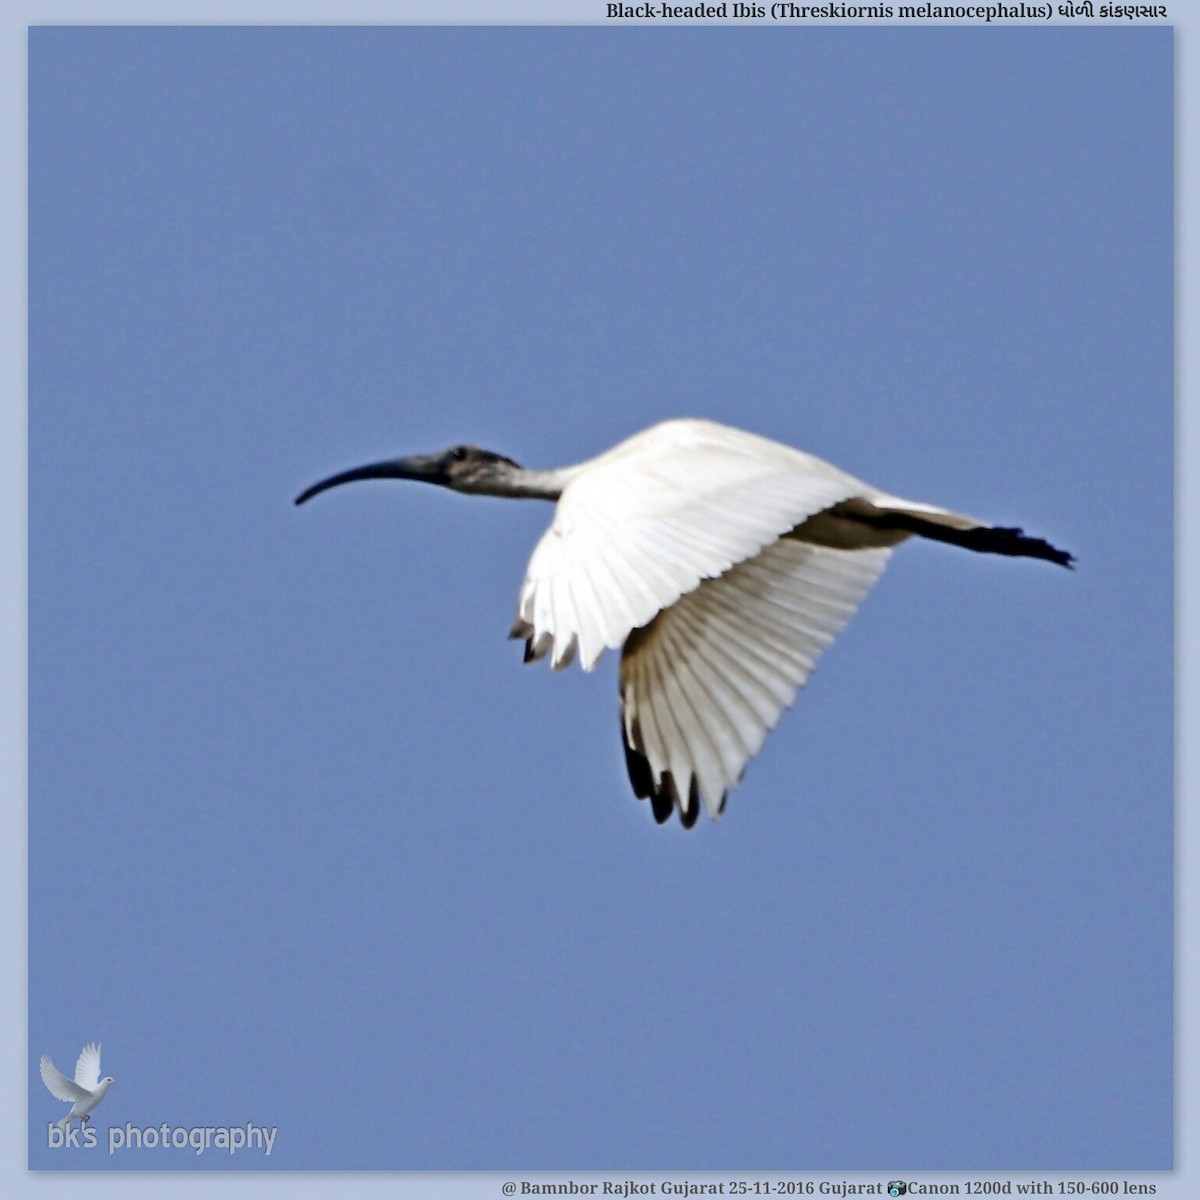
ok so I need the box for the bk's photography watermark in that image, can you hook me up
[45,1121,277,1157]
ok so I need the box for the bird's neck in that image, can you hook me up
[467,465,580,501]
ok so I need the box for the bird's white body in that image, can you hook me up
[512,420,977,822]
[298,417,1071,827]
[40,1043,115,1128]
[517,419,926,671]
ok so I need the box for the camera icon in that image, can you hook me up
[887,1186,907,1198]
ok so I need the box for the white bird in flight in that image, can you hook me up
[297,418,1072,827]
[40,1043,115,1128]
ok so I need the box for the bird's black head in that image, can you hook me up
[437,445,522,490]
[294,444,523,506]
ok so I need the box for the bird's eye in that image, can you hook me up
[451,446,469,462]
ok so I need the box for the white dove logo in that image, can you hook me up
[39,1043,115,1129]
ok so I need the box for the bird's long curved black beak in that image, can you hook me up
[294,455,445,506]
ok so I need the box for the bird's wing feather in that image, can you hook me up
[41,1056,88,1102]
[74,1043,101,1091]
[515,422,868,671]
[620,537,892,823]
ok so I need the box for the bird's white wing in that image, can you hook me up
[41,1056,88,1102]
[620,536,892,825]
[514,420,868,671]
[74,1042,101,1091]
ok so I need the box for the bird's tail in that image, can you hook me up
[56,1115,71,1130]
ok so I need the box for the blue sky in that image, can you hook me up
[27,23,1171,1173]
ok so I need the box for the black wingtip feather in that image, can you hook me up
[654,772,680,823]
[620,690,703,829]
[650,789,674,824]
[681,777,701,829]
[622,716,656,801]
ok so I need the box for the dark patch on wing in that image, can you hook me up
[678,774,700,829]
[620,700,673,823]
[661,771,683,826]
[620,616,710,828]
[650,786,674,825]
[622,714,655,799]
